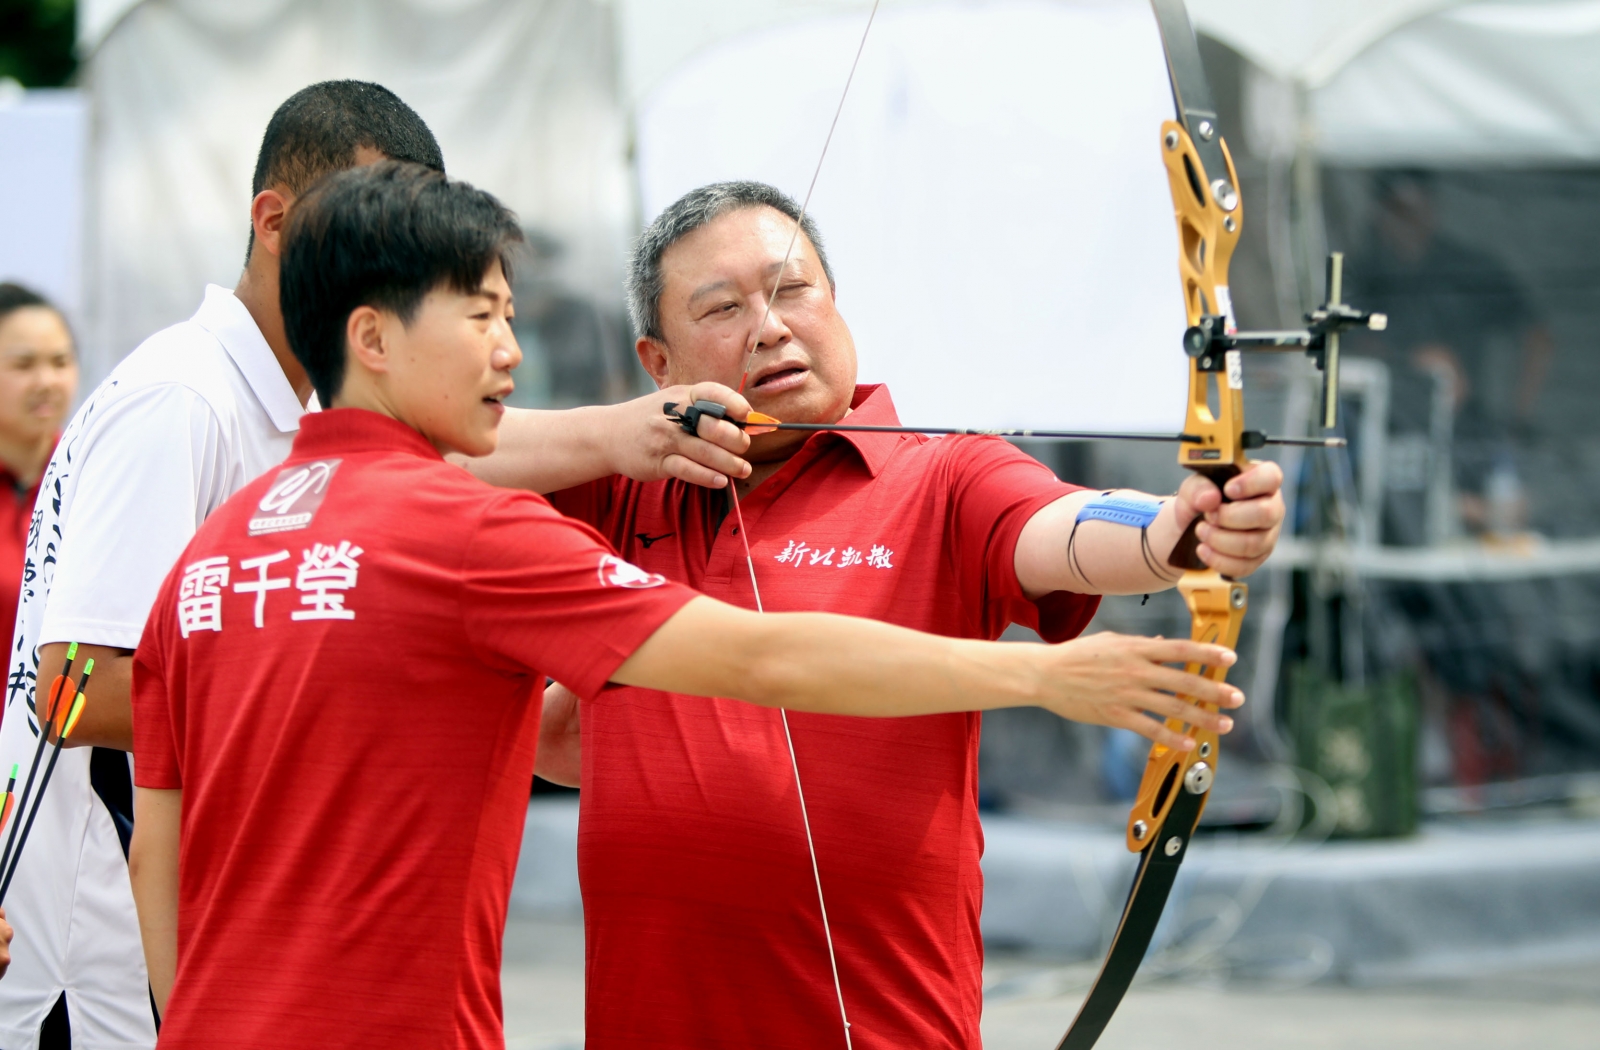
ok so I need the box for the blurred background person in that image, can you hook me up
[1347,171,1554,544]
[0,284,77,729]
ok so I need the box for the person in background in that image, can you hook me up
[1349,170,1553,542]
[0,284,78,717]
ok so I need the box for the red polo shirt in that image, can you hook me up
[131,409,695,1050]
[551,385,1098,1050]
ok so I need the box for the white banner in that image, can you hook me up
[635,1,1191,432]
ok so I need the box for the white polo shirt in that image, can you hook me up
[0,285,314,1049]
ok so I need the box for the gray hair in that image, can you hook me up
[627,181,835,341]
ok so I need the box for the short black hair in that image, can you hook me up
[0,282,54,325]
[253,80,443,197]
[280,161,523,405]
[246,80,444,262]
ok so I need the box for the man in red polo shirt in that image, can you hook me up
[128,166,1239,1048]
[472,180,1286,1049]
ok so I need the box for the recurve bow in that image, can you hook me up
[661,4,1385,1047]
[1053,4,1383,1047]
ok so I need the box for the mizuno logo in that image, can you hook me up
[635,532,675,549]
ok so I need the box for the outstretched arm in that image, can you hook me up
[459,383,754,493]
[613,597,1242,752]
[1014,461,1285,597]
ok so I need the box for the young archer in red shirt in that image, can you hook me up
[470,181,1287,1050]
[127,164,1238,1049]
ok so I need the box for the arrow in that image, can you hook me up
[663,400,1347,449]
[0,643,77,881]
[0,657,94,905]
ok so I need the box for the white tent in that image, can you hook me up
[623,0,1600,430]
[68,0,1600,410]
[73,0,633,387]
[0,88,87,319]
[616,0,1600,163]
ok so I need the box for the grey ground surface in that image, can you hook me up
[501,915,1600,1050]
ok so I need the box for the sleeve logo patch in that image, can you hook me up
[249,459,341,536]
[598,554,666,589]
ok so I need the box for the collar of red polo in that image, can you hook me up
[798,384,906,478]
[289,407,444,462]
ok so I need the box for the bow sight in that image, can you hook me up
[1182,252,1389,431]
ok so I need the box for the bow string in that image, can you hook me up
[687,3,1384,1048]
[716,4,885,1048]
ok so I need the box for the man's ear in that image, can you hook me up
[346,306,390,378]
[635,336,671,390]
[251,188,293,258]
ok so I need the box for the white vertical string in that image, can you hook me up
[726,6,881,1045]
[728,487,853,1049]
[738,0,882,393]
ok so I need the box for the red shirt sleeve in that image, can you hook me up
[462,491,697,699]
[942,437,1100,642]
[131,565,183,789]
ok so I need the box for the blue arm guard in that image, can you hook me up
[1074,494,1162,529]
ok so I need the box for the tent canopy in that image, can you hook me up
[74,0,632,386]
[71,0,1600,405]
[614,0,1600,166]
[83,1,1600,167]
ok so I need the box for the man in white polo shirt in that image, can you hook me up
[0,80,448,1049]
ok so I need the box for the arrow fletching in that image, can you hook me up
[0,762,16,833]
[63,695,87,739]
[743,411,781,436]
[63,660,95,739]
[43,674,73,730]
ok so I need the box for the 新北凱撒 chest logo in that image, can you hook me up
[249,459,341,536]
[773,539,894,570]
[597,554,666,589]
